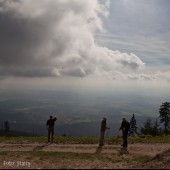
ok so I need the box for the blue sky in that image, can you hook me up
[98,0,170,66]
[0,0,169,94]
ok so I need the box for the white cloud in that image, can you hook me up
[1,0,167,83]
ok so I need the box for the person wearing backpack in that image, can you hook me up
[46,115,57,143]
[119,117,130,148]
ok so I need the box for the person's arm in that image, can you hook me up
[54,117,57,121]
[105,122,110,130]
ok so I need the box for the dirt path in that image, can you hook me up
[0,143,170,169]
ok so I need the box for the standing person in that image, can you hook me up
[99,117,109,147]
[46,115,57,143]
[119,117,130,148]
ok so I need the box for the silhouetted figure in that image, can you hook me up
[46,115,57,143]
[119,117,130,148]
[99,117,109,147]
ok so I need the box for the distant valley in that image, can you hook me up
[0,89,169,137]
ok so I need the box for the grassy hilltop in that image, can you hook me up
[0,135,170,169]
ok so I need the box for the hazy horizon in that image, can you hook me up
[0,88,166,136]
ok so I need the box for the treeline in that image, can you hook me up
[129,102,170,136]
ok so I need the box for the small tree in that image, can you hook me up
[140,118,153,135]
[129,114,138,136]
[152,119,160,136]
[159,102,170,135]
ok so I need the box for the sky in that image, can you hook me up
[0,0,170,95]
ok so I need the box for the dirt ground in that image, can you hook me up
[0,142,170,169]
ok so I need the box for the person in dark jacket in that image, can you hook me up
[119,117,130,148]
[46,115,57,143]
[99,117,109,147]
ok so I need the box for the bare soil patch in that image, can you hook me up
[0,143,170,169]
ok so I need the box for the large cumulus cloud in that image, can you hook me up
[0,0,145,79]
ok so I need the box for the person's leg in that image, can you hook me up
[123,132,128,147]
[125,132,128,147]
[48,128,50,142]
[99,131,105,146]
[51,128,54,143]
